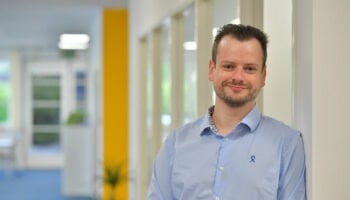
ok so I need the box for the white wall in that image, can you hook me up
[294,0,350,199]
[263,0,292,125]
[312,0,350,199]
[293,0,312,198]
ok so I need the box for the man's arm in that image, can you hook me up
[147,133,175,200]
[278,133,306,200]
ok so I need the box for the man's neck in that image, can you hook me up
[212,100,255,135]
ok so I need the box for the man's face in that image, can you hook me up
[209,35,266,108]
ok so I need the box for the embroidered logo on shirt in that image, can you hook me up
[250,155,256,163]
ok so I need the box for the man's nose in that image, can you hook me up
[231,68,245,80]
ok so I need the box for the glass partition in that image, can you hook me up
[182,3,197,124]
[161,18,171,139]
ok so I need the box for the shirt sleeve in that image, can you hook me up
[147,132,175,200]
[278,133,307,200]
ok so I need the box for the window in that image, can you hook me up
[161,19,171,138]
[0,59,11,125]
[182,3,198,124]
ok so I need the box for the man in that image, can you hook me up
[147,24,306,200]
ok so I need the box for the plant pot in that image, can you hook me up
[62,125,94,196]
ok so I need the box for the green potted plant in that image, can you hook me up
[65,110,85,125]
[103,162,127,200]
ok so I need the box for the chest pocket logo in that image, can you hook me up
[250,155,256,163]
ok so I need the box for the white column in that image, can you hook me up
[294,0,350,199]
[263,0,293,124]
[170,14,185,130]
[195,0,214,116]
[137,38,149,200]
[151,27,163,158]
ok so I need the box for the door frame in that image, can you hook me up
[24,59,69,168]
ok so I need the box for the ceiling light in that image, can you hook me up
[58,34,90,50]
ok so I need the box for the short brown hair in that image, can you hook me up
[212,24,269,67]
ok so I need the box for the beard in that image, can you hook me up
[213,80,260,108]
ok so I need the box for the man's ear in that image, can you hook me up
[208,60,215,81]
[262,65,267,86]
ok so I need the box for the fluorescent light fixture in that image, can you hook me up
[58,34,90,50]
[60,34,89,43]
[58,42,89,50]
[183,41,197,51]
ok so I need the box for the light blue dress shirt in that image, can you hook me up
[147,106,306,200]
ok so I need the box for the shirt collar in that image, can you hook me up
[241,105,261,132]
[199,105,262,136]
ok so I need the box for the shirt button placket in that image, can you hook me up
[214,137,227,200]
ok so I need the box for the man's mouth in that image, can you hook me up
[230,85,245,92]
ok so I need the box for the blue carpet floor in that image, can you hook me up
[0,169,93,200]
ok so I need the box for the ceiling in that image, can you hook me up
[0,0,127,51]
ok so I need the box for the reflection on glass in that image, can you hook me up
[183,3,197,124]
[33,108,60,124]
[33,85,60,100]
[32,75,61,153]
[33,132,59,146]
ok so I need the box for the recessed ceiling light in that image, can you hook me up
[58,34,90,50]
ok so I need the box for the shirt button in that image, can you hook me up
[219,166,224,171]
[215,196,220,200]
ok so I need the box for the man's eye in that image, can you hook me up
[223,65,234,70]
[245,67,256,73]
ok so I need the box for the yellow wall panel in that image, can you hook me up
[103,9,128,200]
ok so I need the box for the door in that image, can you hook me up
[25,63,65,168]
